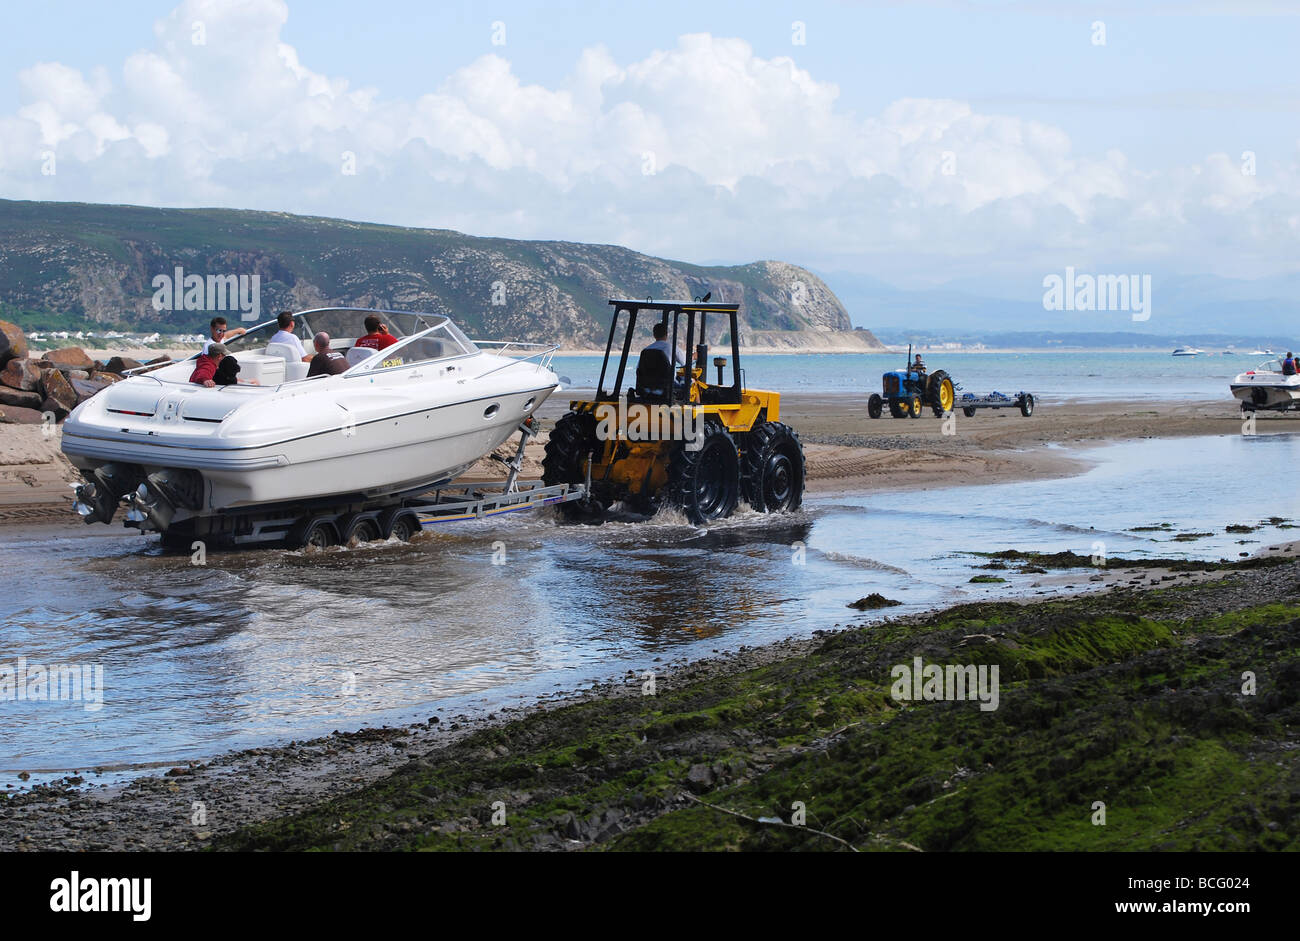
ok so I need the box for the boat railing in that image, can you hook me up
[468,341,559,379]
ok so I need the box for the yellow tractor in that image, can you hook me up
[543,297,805,524]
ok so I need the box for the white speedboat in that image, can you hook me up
[1172,347,1203,356]
[1230,358,1300,412]
[62,308,560,538]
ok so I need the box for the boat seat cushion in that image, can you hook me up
[346,346,379,366]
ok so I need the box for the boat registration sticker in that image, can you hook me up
[382,357,404,368]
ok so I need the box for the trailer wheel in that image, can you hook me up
[963,406,976,418]
[341,514,383,545]
[1020,394,1035,417]
[868,394,883,419]
[383,510,420,542]
[908,395,923,418]
[292,516,339,549]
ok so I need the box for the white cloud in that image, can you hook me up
[1,0,1297,284]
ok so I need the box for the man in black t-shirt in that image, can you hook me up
[307,332,349,378]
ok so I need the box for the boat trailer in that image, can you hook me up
[957,390,1036,418]
[136,420,592,549]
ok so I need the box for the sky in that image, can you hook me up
[1,0,1298,298]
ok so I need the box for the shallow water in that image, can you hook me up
[558,351,1276,401]
[1,432,1296,782]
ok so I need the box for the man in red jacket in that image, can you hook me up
[189,343,227,387]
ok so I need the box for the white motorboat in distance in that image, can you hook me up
[1172,347,1204,356]
[1230,358,1300,412]
[62,308,561,538]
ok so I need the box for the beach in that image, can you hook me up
[0,393,1277,524]
[1,387,1296,851]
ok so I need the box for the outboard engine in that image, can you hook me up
[72,463,141,525]
[124,469,204,533]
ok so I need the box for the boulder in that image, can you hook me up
[0,387,43,409]
[0,357,41,392]
[42,347,95,370]
[89,370,123,385]
[104,356,143,374]
[0,404,45,425]
[39,368,78,416]
[0,320,26,367]
[145,355,171,366]
[70,377,111,404]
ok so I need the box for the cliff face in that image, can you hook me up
[0,200,883,350]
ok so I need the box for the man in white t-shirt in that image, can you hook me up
[201,316,247,355]
[644,322,682,367]
[269,311,311,362]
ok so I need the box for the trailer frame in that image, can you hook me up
[141,420,591,549]
[958,390,1036,418]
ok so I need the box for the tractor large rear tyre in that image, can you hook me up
[888,400,906,419]
[742,422,806,513]
[928,370,955,417]
[665,420,741,524]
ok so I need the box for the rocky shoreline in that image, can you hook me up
[2,549,1295,852]
[1,320,168,426]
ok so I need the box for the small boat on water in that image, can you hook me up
[1230,357,1300,413]
[1172,347,1204,356]
[62,308,561,536]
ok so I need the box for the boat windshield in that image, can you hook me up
[217,309,476,358]
[348,320,479,372]
[1257,359,1283,373]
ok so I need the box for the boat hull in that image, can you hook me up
[62,353,558,525]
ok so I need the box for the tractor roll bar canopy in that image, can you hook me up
[598,299,742,404]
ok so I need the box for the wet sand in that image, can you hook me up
[4,394,1292,526]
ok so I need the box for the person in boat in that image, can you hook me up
[270,311,312,362]
[190,343,258,387]
[190,343,227,387]
[1283,352,1297,376]
[307,332,349,377]
[354,315,399,352]
[202,316,246,354]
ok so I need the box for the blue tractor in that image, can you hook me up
[867,346,955,419]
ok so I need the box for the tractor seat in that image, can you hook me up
[634,347,673,402]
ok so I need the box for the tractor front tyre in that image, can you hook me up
[742,422,806,514]
[928,371,955,417]
[542,412,598,486]
[543,411,602,520]
[666,420,741,524]
[908,395,923,419]
[868,393,883,419]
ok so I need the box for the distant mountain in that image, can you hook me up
[0,200,878,350]
[818,268,1300,342]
